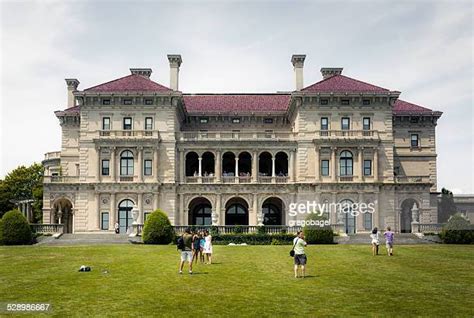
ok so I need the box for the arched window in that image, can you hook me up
[339,150,353,176]
[120,150,134,176]
[340,199,356,234]
[118,199,134,234]
[192,204,212,225]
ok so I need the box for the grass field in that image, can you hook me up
[0,244,473,317]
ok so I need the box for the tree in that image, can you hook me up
[0,163,43,222]
[438,188,457,223]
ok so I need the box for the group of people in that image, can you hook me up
[178,228,213,274]
[177,226,395,277]
[370,226,395,256]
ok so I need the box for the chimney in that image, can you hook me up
[321,67,343,79]
[291,54,306,91]
[167,54,182,91]
[65,79,80,108]
[130,68,152,78]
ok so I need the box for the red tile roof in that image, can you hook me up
[393,99,440,115]
[84,74,172,92]
[183,94,291,114]
[302,74,391,93]
[55,105,80,116]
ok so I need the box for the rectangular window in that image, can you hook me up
[102,159,110,176]
[411,134,419,147]
[321,117,329,130]
[102,117,111,130]
[232,118,241,124]
[364,160,372,176]
[341,99,350,105]
[123,99,132,105]
[101,212,109,230]
[144,159,152,176]
[321,160,329,176]
[200,117,209,124]
[144,212,151,222]
[123,117,132,130]
[102,99,111,105]
[264,118,273,124]
[320,99,329,105]
[145,99,153,105]
[363,117,371,130]
[145,117,153,130]
[362,99,371,105]
[341,117,350,130]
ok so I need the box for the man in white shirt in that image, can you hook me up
[293,231,308,278]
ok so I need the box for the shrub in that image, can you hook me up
[257,226,266,235]
[303,212,334,244]
[439,213,473,244]
[142,209,174,244]
[211,233,295,245]
[0,209,33,245]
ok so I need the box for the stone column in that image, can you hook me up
[216,195,223,226]
[357,147,363,182]
[331,147,337,182]
[110,147,116,182]
[216,151,221,183]
[138,193,143,224]
[137,147,143,182]
[95,193,100,230]
[97,146,101,182]
[252,150,258,183]
[154,147,159,181]
[109,193,116,230]
[253,194,259,226]
[271,156,276,183]
[235,157,239,179]
[179,150,185,183]
[373,147,379,182]
[289,150,295,182]
[179,194,184,226]
[153,192,159,210]
[314,147,320,182]
[198,156,202,184]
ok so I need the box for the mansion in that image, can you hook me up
[42,54,442,234]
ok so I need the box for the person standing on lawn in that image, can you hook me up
[370,227,380,256]
[192,231,201,264]
[179,228,194,274]
[293,231,307,278]
[203,230,213,264]
[384,226,394,256]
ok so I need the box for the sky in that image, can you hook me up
[0,0,473,193]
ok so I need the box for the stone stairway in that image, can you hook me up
[334,233,440,245]
[36,233,141,245]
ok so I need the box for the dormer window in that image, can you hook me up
[232,118,241,124]
[102,99,111,105]
[264,118,274,124]
[123,99,132,105]
[341,99,350,105]
[145,99,153,105]
[320,99,329,105]
[363,99,371,105]
[200,117,209,124]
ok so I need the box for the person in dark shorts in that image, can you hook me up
[192,231,201,264]
[293,231,308,278]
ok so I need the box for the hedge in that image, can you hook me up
[173,233,335,245]
[439,213,474,244]
[303,212,334,244]
[0,209,33,245]
[142,209,174,244]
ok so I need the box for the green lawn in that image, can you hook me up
[0,244,473,317]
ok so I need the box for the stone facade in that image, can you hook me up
[42,55,442,234]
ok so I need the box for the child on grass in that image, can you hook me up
[384,226,394,256]
[370,227,380,256]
